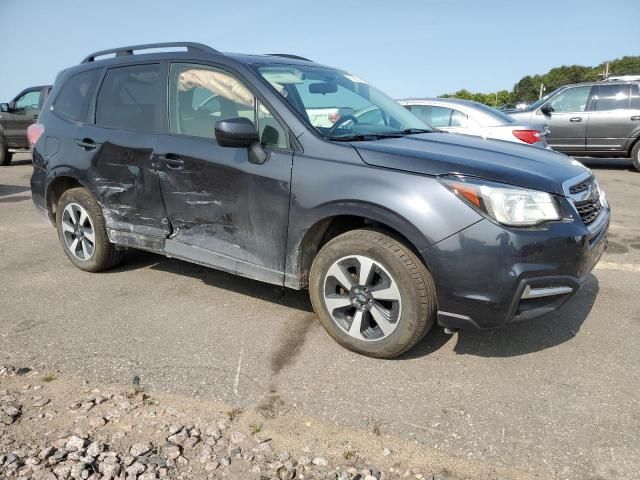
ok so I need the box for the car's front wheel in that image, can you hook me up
[309,228,437,358]
[56,187,123,272]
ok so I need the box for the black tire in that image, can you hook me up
[0,141,12,166]
[56,187,124,272]
[631,141,640,172]
[309,228,437,358]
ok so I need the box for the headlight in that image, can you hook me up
[440,175,561,227]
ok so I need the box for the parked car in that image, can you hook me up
[509,80,640,170]
[399,98,548,147]
[30,42,609,358]
[0,85,52,165]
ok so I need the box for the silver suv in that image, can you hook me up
[509,81,640,170]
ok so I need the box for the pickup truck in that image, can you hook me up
[0,85,51,165]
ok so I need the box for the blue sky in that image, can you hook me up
[1,0,639,101]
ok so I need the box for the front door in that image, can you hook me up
[156,62,293,285]
[3,88,43,148]
[542,85,594,152]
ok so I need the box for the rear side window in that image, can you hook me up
[96,64,162,133]
[631,85,640,109]
[408,105,452,128]
[450,109,469,127]
[594,84,630,111]
[53,70,99,123]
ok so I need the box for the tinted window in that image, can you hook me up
[96,64,162,133]
[53,70,99,123]
[595,84,630,111]
[548,86,591,113]
[15,90,41,110]
[631,85,640,109]
[409,105,452,128]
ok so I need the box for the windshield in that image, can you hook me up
[525,86,566,111]
[255,65,431,139]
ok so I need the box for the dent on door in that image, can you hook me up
[92,141,169,238]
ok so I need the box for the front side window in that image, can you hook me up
[14,90,41,110]
[96,64,162,133]
[548,86,591,113]
[594,84,631,111]
[53,69,100,123]
[256,65,430,139]
[169,63,287,149]
[409,105,452,128]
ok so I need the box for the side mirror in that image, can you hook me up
[215,117,259,148]
[0,103,9,113]
[540,103,553,115]
[214,117,268,165]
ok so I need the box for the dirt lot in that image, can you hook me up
[1,154,639,479]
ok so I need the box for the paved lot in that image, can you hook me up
[1,154,639,479]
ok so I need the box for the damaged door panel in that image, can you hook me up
[82,127,170,239]
[155,134,293,284]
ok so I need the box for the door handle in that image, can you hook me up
[631,116,640,121]
[159,154,184,170]
[569,117,582,123]
[76,138,96,150]
[33,114,38,120]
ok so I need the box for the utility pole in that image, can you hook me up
[599,61,610,80]
[538,83,546,100]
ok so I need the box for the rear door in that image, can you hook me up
[586,83,632,152]
[155,62,293,284]
[543,85,593,152]
[81,63,169,238]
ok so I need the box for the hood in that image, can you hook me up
[352,132,588,195]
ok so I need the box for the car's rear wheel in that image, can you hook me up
[56,187,123,272]
[631,141,640,172]
[0,141,12,166]
[309,228,437,358]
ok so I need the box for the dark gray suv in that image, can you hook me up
[29,43,610,358]
[509,81,640,170]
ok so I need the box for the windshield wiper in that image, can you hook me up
[328,133,404,142]
[399,128,433,135]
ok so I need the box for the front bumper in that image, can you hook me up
[421,204,610,330]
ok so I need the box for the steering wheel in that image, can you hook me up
[327,115,358,136]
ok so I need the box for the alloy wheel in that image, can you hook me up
[61,203,96,261]
[323,255,402,341]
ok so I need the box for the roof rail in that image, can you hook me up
[267,53,313,62]
[81,42,219,63]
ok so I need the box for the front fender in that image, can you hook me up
[284,152,482,288]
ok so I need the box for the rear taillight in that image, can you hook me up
[328,111,341,124]
[512,129,542,144]
[27,123,44,147]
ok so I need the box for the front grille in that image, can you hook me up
[568,177,603,225]
[569,180,590,195]
[575,195,603,225]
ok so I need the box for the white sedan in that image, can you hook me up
[398,98,549,148]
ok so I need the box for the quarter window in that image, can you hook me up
[14,90,41,110]
[53,70,100,123]
[169,63,287,148]
[594,84,631,111]
[548,86,591,113]
[96,64,162,133]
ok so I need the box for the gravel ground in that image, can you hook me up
[1,154,639,479]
